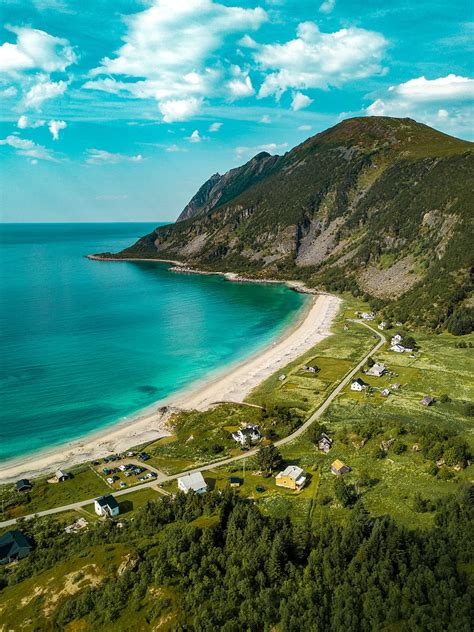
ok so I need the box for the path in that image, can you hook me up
[0,321,385,529]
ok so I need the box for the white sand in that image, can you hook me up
[0,292,341,484]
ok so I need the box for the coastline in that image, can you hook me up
[0,263,340,484]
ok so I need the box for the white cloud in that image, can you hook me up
[319,0,336,13]
[209,122,223,132]
[48,119,67,140]
[255,22,387,98]
[165,143,187,152]
[187,130,201,143]
[85,149,143,165]
[0,86,18,97]
[158,97,202,123]
[17,115,45,129]
[227,75,255,98]
[260,114,271,123]
[0,26,76,75]
[95,194,128,201]
[236,141,287,158]
[298,124,312,131]
[0,134,56,160]
[24,80,68,110]
[87,0,267,121]
[389,74,474,102]
[365,75,474,137]
[238,34,258,48]
[291,91,313,111]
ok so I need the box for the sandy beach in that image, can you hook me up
[0,292,341,484]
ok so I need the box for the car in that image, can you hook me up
[103,467,111,475]
[106,477,114,484]
[119,465,127,472]
[124,471,131,477]
[119,482,127,489]
[126,451,134,457]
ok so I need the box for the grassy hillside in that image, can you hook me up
[107,116,474,332]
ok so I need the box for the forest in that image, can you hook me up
[1,485,473,630]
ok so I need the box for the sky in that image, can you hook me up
[0,0,473,222]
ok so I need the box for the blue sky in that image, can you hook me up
[1,0,473,222]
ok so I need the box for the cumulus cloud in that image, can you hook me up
[17,115,45,129]
[85,149,143,165]
[255,21,387,98]
[86,0,267,121]
[319,0,336,13]
[291,91,313,111]
[209,122,223,132]
[0,26,76,75]
[48,119,67,140]
[1,86,18,97]
[24,80,68,109]
[0,134,56,160]
[227,74,255,98]
[187,130,202,143]
[158,97,202,123]
[366,75,474,137]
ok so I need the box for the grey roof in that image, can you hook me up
[277,465,304,480]
[178,471,207,491]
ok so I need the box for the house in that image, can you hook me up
[94,494,120,517]
[231,424,262,446]
[275,465,307,491]
[361,312,375,320]
[178,471,207,495]
[55,469,69,482]
[381,388,390,397]
[421,395,435,407]
[331,460,351,476]
[0,530,33,564]
[390,344,406,353]
[278,374,286,381]
[318,433,333,453]
[228,476,242,488]
[16,479,32,492]
[391,382,401,390]
[351,378,367,391]
[367,362,387,377]
[391,334,403,345]
[308,365,318,373]
[378,321,387,330]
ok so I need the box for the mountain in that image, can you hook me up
[101,116,474,332]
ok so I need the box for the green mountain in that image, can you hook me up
[104,116,474,332]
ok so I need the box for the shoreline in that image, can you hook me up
[0,263,340,484]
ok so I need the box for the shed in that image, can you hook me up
[55,469,69,482]
[421,396,435,406]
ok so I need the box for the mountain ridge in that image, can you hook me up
[99,116,474,332]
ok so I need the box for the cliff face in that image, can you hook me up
[176,151,280,222]
[105,116,474,330]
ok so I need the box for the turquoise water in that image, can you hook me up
[0,223,306,462]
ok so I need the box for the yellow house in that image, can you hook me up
[275,465,307,490]
[331,460,351,476]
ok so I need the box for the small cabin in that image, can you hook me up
[421,395,435,407]
[331,460,351,476]
[15,479,32,493]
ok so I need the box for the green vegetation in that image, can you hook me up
[1,488,472,630]
[114,116,474,333]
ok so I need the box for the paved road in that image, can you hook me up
[0,321,385,529]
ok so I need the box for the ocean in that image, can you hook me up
[0,223,306,462]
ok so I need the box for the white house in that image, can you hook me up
[378,322,387,330]
[231,424,261,445]
[391,334,403,345]
[390,344,406,353]
[178,472,207,495]
[361,312,375,321]
[94,494,120,518]
[351,378,367,391]
[367,363,387,377]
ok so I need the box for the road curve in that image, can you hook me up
[0,321,385,529]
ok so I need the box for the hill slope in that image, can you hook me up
[104,116,474,331]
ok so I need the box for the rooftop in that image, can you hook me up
[178,471,206,491]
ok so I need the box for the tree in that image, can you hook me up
[256,443,283,475]
[334,477,352,508]
[307,422,327,445]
